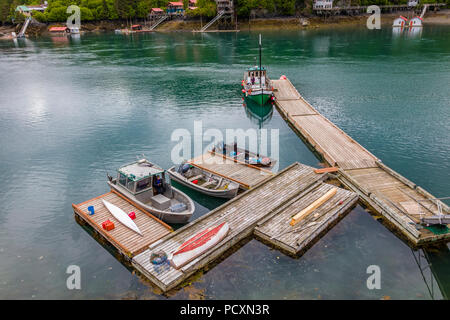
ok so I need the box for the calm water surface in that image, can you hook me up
[0,25,449,299]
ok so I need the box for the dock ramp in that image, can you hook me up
[150,15,168,30]
[200,10,225,32]
[273,77,450,245]
[17,17,32,38]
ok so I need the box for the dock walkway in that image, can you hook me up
[272,79,378,170]
[132,162,356,292]
[272,78,450,245]
[188,152,273,189]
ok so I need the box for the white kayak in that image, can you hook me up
[102,199,143,236]
[169,222,229,269]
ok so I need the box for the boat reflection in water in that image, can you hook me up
[413,244,450,300]
[406,26,423,38]
[242,98,278,171]
[243,97,274,128]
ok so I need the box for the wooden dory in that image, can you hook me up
[169,222,230,269]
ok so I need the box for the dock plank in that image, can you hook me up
[272,78,378,169]
[188,152,273,189]
[272,77,450,245]
[132,162,325,291]
[254,183,358,255]
[73,192,172,257]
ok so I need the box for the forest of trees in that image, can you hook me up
[0,0,448,25]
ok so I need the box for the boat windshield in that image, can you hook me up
[136,177,151,192]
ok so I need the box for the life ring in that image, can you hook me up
[260,157,271,166]
[150,250,168,265]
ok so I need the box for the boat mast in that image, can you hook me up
[259,34,263,105]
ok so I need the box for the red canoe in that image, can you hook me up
[169,222,230,269]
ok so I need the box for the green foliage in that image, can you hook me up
[187,0,216,17]
[274,0,295,15]
[46,6,68,21]
[1,0,447,25]
[33,10,47,21]
[13,11,26,23]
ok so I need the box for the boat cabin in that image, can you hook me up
[245,66,267,87]
[116,159,171,197]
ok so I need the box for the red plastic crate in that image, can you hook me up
[128,212,136,220]
[102,220,115,231]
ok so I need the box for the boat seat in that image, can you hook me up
[201,180,216,188]
[214,178,224,189]
[188,175,203,182]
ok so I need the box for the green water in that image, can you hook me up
[0,25,449,299]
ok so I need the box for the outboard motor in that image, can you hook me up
[178,163,191,174]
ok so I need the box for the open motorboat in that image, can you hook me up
[211,141,277,169]
[167,163,240,199]
[107,158,195,224]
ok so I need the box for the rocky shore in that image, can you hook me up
[0,9,448,40]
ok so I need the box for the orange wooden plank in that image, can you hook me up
[314,167,339,174]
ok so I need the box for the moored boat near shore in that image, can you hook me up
[107,158,195,224]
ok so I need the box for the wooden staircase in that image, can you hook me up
[17,17,32,38]
[150,15,169,30]
[200,10,226,32]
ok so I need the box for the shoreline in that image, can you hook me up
[0,10,449,40]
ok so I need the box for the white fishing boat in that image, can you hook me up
[169,222,230,269]
[167,164,240,199]
[102,199,143,236]
[107,158,195,224]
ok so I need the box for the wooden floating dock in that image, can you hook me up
[72,190,173,259]
[254,183,358,255]
[132,162,355,292]
[188,151,273,190]
[272,77,450,245]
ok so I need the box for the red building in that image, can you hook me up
[167,2,184,15]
